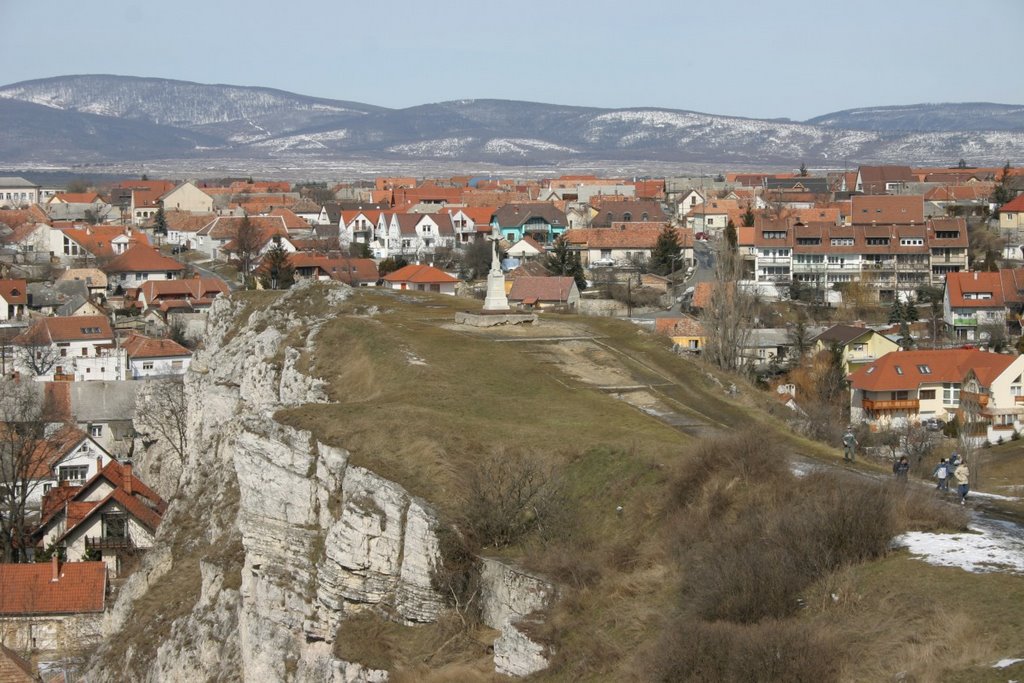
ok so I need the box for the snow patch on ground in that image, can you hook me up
[893,519,1024,575]
[993,657,1024,669]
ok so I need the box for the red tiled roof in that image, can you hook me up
[14,315,113,345]
[122,333,192,359]
[655,316,705,337]
[507,276,577,302]
[268,207,310,230]
[0,561,106,615]
[1000,194,1024,213]
[287,254,378,283]
[102,245,185,274]
[55,192,101,204]
[139,277,228,303]
[0,206,50,229]
[383,264,458,285]
[691,281,714,310]
[0,642,37,682]
[851,195,924,224]
[849,349,1015,392]
[59,225,150,260]
[0,279,27,305]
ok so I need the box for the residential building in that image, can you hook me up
[381,264,458,295]
[563,225,693,269]
[0,177,41,208]
[0,279,28,321]
[122,334,191,378]
[159,181,214,214]
[136,277,229,312]
[102,245,185,291]
[288,254,378,286]
[34,460,167,577]
[811,324,901,375]
[655,316,705,352]
[854,165,915,194]
[12,316,122,382]
[848,348,1024,442]
[492,203,567,246]
[943,269,1024,340]
[0,559,106,655]
[373,212,456,259]
[507,276,580,310]
[589,200,667,227]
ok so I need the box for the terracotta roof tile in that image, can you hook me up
[122,333,191,359]
[14,315,113,345]
[102,245,185,274]
[0,642,37,682]
[0,561,106,615]
[507,276,576,302]
[0,279,27,306]
[383,264,458,285]
[849,349,1015,392]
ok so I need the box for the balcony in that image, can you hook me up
[953,317,978,327]
[862,399,920,412]
[85,536,134,551]
[961,391,989,407]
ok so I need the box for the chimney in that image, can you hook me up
[124,463,133,495]
[96,456,102,474]
[974,272,979,280]
[51,555,60,582]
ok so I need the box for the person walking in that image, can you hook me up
[954,459,971,505]
[894,456,910,481]
[842,427,858,462]
[933,458,949,491]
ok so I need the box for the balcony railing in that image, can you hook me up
[862,399,920,411]
[85,536,134,551]
[961,391,989,407]
[953,318,978,327]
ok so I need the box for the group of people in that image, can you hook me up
[841,428,972,505]
[933,454,972,505]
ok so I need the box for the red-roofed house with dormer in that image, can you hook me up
[12,315,122,382]
[849,348,1024,440]
[34,460,166,577]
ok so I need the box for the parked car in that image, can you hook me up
[923,417,946,432]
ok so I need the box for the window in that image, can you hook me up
[900,238,924,246]
[943,382,960,406]
[142,361,154,370]
[919,389,936,400]
[171,360,183,370]
[894,365,903,375]
[58,465,88,482]
[891,391,909,400]
[917,364,931,374]
[866,238,890,246]
[851,343,867,353]
[831,238,854,246]
[90,425,103,437]
[102,512,127,539]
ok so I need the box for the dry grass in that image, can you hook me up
[266,288,1021,682]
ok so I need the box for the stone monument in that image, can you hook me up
[482,235,510,312]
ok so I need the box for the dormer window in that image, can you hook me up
[917,365,931,374]
[894,366,903,375]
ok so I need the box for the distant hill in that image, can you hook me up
[805,103,1024,132]
[1,75,1023,167]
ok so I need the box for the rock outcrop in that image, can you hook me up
[86,282,553,681]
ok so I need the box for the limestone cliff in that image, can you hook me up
[86,282,553,682]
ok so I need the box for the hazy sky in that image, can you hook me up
[2,0,1021,121]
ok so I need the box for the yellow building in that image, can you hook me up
[811,324,900,376]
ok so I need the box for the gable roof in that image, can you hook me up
[0,642,37,682]
[0,279,27,306]
[58,225,150,259]
[197,215,288,240]
[812,324,876,346]
[849,349,1016,392]
[287,254,379,284]
[493,203,566,228]
[102,245,185,274]
[14,315,113,345]
[0,561,106,615]
[508,276,577,303]
[655,316,706,337]
[1000,194,1024,213]
[383,264,458,285]
[122,334,192,360]
[138,277,228,303]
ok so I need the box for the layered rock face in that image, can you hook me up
[86,282,553,682]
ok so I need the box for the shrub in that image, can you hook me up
[648,618,841,682]
[459,449,564,549]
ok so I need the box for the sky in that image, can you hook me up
[2,0,1022,121]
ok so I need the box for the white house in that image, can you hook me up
[102,245,186,292]
[12,315,123,382]
[374,212,456,259]
[381,264,459,295]
[122,334,191,378]
[0,177,41,207]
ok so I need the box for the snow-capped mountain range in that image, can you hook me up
[1,75,1022,167]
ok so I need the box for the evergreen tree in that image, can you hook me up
[888,298,904,325]
[258,243,294,290]
[153,207,168,236]
[725,220,738,251]
[799,162,808,177]
[992,161,1014,206]
[903,296,919,324]
[648,224,681,275]
[546,236,587,290]
[741,206,756,227]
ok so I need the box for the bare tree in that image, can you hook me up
[13,325,60,378]
[0,379,47,562]
[138,378,188,468]
[700,240,756,372]
[233,215,263,287]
